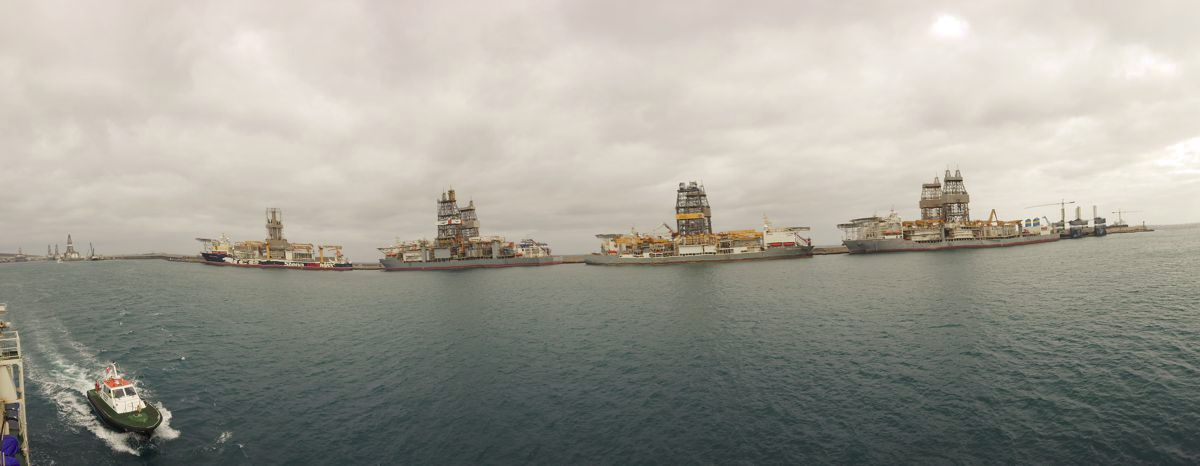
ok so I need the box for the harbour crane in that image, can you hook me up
[1111,209,1140,227]
[1025,200,1075,228]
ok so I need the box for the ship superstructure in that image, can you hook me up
[0,303,31,465]
[196,208,352,270]
[586,182,813,265]
[378,189,561,271]
[838,169,1058,253]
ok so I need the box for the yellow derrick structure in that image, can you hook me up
[594,181,812,259]
[610,232,672,248]
[318,244,345,263]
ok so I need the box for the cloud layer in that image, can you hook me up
[3,0,1198,259]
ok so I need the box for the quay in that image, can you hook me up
[1107,224,1154,234]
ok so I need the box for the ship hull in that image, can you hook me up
[380,256,563,271]
[201,259,354,271]
[200,252,230,262]
[843,234,1058,254]
[584,246,813,265]
[86,390,162,435]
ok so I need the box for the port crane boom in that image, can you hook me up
[1111,209,1140,225]
[1025,200,1075,228]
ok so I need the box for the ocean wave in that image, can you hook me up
[23,319,178,454]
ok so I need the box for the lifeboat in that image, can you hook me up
[85,363,162,435]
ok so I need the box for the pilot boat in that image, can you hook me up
[85,363,162,435]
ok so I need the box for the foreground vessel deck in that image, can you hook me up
[0,303,31,464]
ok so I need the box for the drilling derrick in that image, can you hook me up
[919,177,943,221]
[265,208,289,259]
[940,169,970,223]
[435,189,463,250]
[675,181,713,237]
[63,234,81,260]
[460,200,480,239]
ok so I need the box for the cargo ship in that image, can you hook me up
[196,208,353,270]
[378,189,561,271]
[838,170,1059,254]
[585,181,813,265]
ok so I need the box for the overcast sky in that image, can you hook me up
[2,0,1198,260]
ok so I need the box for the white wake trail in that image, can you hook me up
[23,319,180,455]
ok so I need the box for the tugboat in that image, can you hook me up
[85,363,162,435]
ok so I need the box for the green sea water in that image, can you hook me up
[1,225,1197,464]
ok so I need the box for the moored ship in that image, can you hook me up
[585,182,813,265]
[196,208,353,270]
[378,189,562,271]
[838,170,1059,254]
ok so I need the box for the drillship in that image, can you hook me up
[585,181,813,265]
[378,189,562,271]
[196,208,353,270]
[837,169,1058,254]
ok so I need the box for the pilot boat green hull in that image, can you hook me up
[86,389,162,434]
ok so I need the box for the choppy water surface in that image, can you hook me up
[2,225,1198,464]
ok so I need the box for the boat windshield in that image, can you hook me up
[115,388,137,398]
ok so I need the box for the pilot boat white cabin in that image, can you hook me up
[95,366,150,414]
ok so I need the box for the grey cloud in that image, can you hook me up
[2,0,1198,260]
